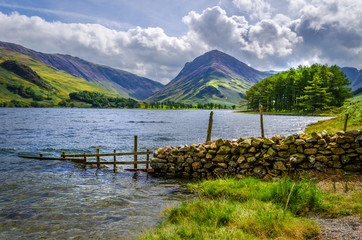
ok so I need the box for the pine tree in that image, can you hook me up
[297,74,332,111]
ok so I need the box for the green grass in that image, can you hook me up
[305,94,362,134]
[138,177,361,240]
[0,47,118,106]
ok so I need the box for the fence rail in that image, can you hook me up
[19,136,153,172]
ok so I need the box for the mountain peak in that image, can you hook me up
[147,50,273,105]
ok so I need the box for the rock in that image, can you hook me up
[321,130,328,138]
[308,155,316,164]
[235,174,244,180]
[239,139,252,148]
[280,144,289,150]
[340,155,350,165]
[316,155,329,163]
[314,162,327,172]
[240,163,251,169]
[341,143,351,149]
[217,163,227,169]
[283,135,295,144]
[290,153,306,163]
[213,155,228,163]
[278,151,290,158]
[208,150,217,155]
[228,161,237,168]
[336,137,346,144]
[247,156,256,162]
[345,129,360,136]
[297,145,304,153]
[217,146,231,155]
[331,148,346,155]
[192,161,202,171]
[253,166,266,178]
[252,138,264,147]
[318,150,332,155]
[267,147,277,156]
[336,131,345,136]
[264,138,275,145]
[151,162,167,170]
[343,164,361,172]
[216,139,225,147]
[318,139,327,145]
[237,155,246,163]
[273,161,287,171]
[204,163,214,169]
[151,158,168,163]
[344,136,355,143]
[206,153,213,159]
[306,137,317,143]
[248,147,256,153]
[186,157,194,164]
[304,148,318,155]
[179,146,190,152]
[311,132,323,140]
[213,168,225,177]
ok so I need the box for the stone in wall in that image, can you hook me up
[150,130,362,179]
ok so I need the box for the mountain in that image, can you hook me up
[340,67,362,92]
[147,50,273,105]
[0,47,118,106]
[0,41,164,100]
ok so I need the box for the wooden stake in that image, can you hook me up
[40,153,43,158]
[260,105,264,138]
[344,113,349,131]
[113,149,117,172]
[134,136,138,170]
[62,152,65,160]
[83,153,87,163]
[146,149,150,170]
[206,111,214,143]
[96,148,100,168]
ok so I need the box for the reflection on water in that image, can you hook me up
[0,108,331,239]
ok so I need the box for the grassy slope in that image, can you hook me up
[304,94,362,134]
[138,177,361,240]
[0,47,117,105]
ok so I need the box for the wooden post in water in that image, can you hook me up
[83,153,87,163]
[146,149,150,170]
[344,113,349,131]
[96,148,100,168]
[134,136,138,170]
[259,105,265,138]
[62,152,65,160]
[206,111,214,143]
[40,154,43,158]
[113,149,117,172]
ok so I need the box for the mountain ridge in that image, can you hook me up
[147,50,273,105]
[0,41,164,100]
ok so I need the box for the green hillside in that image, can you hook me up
[147,50,272,106]
[0,47,117,107]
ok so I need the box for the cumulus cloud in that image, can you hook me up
[0,12,205,83]
[0,0,361,84]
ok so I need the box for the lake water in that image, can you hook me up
[0,108,331,239]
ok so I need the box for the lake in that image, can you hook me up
[0,108,331,239]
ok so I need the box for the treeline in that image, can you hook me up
[65,91,140,108]
[245,64,352,112]
[6,84,47,101]
[145,101,235,110]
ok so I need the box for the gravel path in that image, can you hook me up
[313,216,361,240]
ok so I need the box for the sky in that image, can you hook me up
[0,0,361,84]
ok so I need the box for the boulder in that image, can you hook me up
[290,153,306,164]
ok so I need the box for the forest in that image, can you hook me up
[244,64,352,112]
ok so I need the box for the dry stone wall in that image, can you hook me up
[150,130,362,179]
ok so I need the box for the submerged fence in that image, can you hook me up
[20,136,153,172]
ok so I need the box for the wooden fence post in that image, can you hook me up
[113,149,117,172]
[134,136,138,170]
[146,149,150,170]
[344,113,349,131]
[260,105,264,138]
[206,111,214,143]
[96,148,100,168]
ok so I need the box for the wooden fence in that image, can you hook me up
[20,136,153,172]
